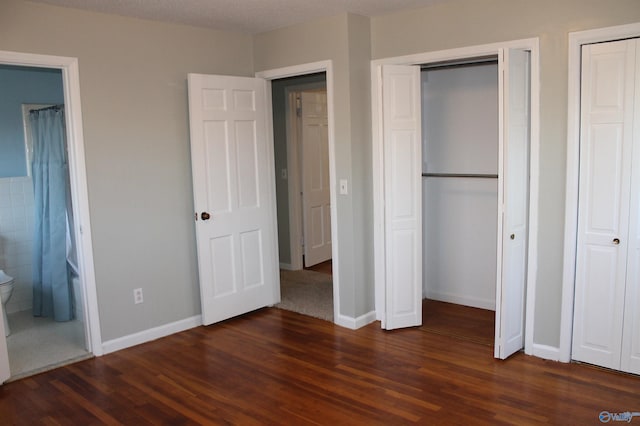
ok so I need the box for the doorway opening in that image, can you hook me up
[419,58,499,346]
[561,23,640,366]
[372,39,539,359]
[0,51,103,381]
[270,73,334,323]
[0,64,91,380]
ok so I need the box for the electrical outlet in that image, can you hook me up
[339,179,348,195]
[133,288,143,304]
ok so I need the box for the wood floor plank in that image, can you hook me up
[2,306,639,425]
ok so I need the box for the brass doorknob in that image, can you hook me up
[201,212,211,221]
[613,238,620,245]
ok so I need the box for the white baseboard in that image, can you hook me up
[531,343,561,361]
[425,291,495,311]
[335,310,377,330]
[279,262,295,271]
[101,315,202,355]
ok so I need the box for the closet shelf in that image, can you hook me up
[422,173,498,179]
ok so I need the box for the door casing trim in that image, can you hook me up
[370,38,540,355]
[256,61,344,326]
[561,22,640,363]
[0,50,102,356]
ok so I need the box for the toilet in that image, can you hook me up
[0,270,15,337]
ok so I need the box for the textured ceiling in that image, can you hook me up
[30,0,446,34]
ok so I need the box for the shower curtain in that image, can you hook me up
[30,105,74,321]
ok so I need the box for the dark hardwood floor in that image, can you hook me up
[422,299,495,346]
[1,306,639,425]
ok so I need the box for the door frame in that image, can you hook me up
[282,83,328,271]
[256,61,342,325]
[371,38,540,354]
[560,22,640,363]
[0,50,102,355]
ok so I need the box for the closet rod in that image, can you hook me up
[422,173,498,179]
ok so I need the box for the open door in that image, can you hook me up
[300,90,331,267]
[381,64,423,330]
[494,48,531,359]
[0,301,10,383]
[188,74,279,326]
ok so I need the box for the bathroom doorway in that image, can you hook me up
[0,56,99,381]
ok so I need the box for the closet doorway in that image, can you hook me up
[372,39,540,360]
[571,37,640,374]
[420,60,499,346]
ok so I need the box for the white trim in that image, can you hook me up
[279,262,295,271]
[525,42,541,356]
[285,90,303,271]
[561,22,640,363]
[256,61,342,325]
[532,344,561,361]
[0,50,103,356]
[371,38,540,356]
[335,310,377,330]
[102,315,202,355]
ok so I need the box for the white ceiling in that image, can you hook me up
[30,0,447,34]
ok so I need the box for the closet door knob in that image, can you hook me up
[613,238,620,245]
[510,234,515,240]
[201,212,211,221]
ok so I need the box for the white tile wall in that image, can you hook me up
[0,176,35,314]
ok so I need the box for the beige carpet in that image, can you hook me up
[276,269,333,322]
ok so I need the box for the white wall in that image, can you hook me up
[421,63,498,310]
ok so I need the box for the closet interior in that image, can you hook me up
[420,57,499,342]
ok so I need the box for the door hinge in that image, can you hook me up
[296,95,302,117]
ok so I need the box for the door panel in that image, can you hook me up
[621,40,640,374]
[573,40,635,369]
[382,65,422,330]
[188,74,279,326]
[301,91,331,267]
[495,48,530,359]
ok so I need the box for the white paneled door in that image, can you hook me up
[381,65,423,330]
[188,74,279,326]
[495,48,531,359]
[573,39,640,374]
[301,91,332,267]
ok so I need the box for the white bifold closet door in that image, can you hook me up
[572,38,640,374]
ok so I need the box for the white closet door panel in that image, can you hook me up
[495,48,530,359]
[573,40,635,370]
[382,65,422,330]
[621,39,640,375]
